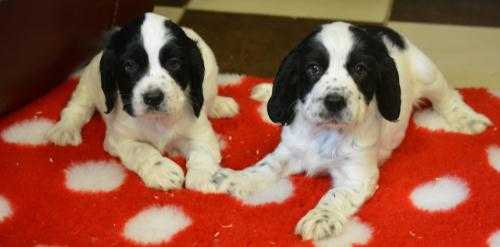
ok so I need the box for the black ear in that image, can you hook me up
[376,54,401,121]
[100,48,118,114]
[188,42,205,117]
[267,51,301,125]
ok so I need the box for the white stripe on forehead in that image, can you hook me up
[317,22,355,76]
[141,13,173,74]
[317,22,354,59]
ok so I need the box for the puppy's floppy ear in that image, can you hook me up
[99,28,121,114]
[187,42,205,117]
[267,50,301,125]
[376,54,401,121]
[100,48,118,114]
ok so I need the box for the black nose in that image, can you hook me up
[324,93,346,113]
[143,90,164,107]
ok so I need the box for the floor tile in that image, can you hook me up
[153,6,185,23]
[187,0,391,23]
[391,0,500,27]
[389,22,500,89]
[154,0,190,7]
[180,10,328,77]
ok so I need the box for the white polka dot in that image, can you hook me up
[250,83,272,102]
[65,160,126,192]
[216,134,227,150]
[0,195,13,222]
[1,118,54,145]
[487,146,500,172]
[217,73,244,86]
[240,178,294,205]
[123,205,191,245]
[314,217,373,247]
[410,175,469,212]
[414,109,454,132]
[488,230,500,247]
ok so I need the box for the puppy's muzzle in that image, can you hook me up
[323,93,346,113]
[143,89,164,108]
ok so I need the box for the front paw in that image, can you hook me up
[210,168,256,198]
[46,122,82,146]
[185,169,219,193]
[295,208,345,240]
[139,159,185,191]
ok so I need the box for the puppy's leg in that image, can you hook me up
[105,137,184,190]
[410,44,491,134]
[208,96,239,118]
[46,78,95,146]
[295,157,379,240]
[183,123,223,193]
[211,143,298,198]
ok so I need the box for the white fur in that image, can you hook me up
[0,195,12,222]
[489,230,500,247]
[65,160,127,192]
[213,22,491,240]
[314,217,372,247]
[2,118,54,145]
[123,205,191,244]
[240,178,294,205]
[217,73,244,86]
[46,13,238,193]
[410,175,469,212]
[487,146,500,172]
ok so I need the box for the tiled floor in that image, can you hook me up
[154,0,500,89]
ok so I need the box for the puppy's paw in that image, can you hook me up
[46,121,82,146]
[211,168,270,198]
[139,159,184,191]
[209,96,239,118]
[444,105,491,134]
[185,169,220,193]
[250,83,273,102]
[295,208,345,240]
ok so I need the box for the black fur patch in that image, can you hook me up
[267,27,329,125]
[357,24,406,50]
[100,15,147,116]
[161,20,205,117]
[348,25,401,121]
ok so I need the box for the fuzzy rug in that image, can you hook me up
[0,75,499,247]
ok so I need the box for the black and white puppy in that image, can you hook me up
[47,13,239,192]
[213,22,491,239]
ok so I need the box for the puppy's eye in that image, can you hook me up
[123,60,138,74]
[165,58,182,71]
[354,63,367,76]
[306,64,323,78]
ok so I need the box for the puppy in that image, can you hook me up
[212,22,491,240]
[46,13,239,192]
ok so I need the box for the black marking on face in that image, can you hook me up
[268,27,329,125]
[100,15,148,116]
[357,25,406,50]
[160,20,205,117]
[347,25,401,122]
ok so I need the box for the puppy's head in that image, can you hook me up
[100,12,204,117]
[268,22,401,128]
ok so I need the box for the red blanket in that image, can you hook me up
[0,76,499,247]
